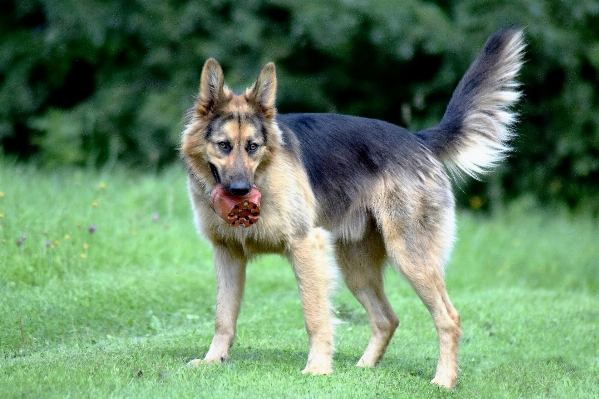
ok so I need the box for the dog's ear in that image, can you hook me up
[196,58,225,117]
[247,62,277,119]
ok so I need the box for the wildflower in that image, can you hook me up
[469,196,483,210]
[98,182,106,189]
[80,253,87,259]
[16,235,26,246]
[152,214,159,221]
[89,225,96,233]
[0,191,4,197]
[83,243,89,249]
[64,234,70,240]
[54,240,59,245]
[92,201,98,207]
[0,213,4,218]
[45,241,50,247]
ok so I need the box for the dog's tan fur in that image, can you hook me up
[181,28,525,389]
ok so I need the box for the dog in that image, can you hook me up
[180,27,525,389]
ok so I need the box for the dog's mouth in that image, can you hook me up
[209,163,221,183]
[210,184,261,228]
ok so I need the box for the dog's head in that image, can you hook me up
[181,59,281,196]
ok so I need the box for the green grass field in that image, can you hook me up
[1,160,598,398]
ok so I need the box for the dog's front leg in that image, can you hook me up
[189,243,247,366]
[287,228,334,375]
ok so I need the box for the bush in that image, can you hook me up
[1,0,598,211]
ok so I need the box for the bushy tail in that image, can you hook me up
[418,27,525,179]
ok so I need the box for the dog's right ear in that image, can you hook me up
[196,58,225,117]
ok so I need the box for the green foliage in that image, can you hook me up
[1,163,598,397]
[1,0,598,210]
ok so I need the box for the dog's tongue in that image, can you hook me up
[210,184,261,227]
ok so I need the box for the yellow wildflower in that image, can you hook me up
[92,201,98,207]
[83,243,89,249]
[64,234,70,240]
[80,253,87,259]
[98,182,106,189]
[469,196,483,210]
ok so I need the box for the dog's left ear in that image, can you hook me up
[247,63,277,119]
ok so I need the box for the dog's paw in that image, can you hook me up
[356,356,378,368]
[187,358,204,367]
[430,374,456,389]
[302,358,332,375]
[187,355,227,367]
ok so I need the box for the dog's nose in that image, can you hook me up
[228,181,251,196]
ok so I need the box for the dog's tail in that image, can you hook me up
[417,27,525,179]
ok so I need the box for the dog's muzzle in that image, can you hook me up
[210,184,261,227]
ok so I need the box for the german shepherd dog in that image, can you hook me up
[181,27,525,388]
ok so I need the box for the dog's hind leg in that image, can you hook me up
[379,207,461,389]
[188,243,247,366]
[287,228,335,375]
[334,223,399,367]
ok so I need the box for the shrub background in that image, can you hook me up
[1,0,598,211]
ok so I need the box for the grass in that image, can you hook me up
[0,160,598,398]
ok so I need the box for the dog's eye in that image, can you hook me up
[248,143,259,152]
[217,141,231,151]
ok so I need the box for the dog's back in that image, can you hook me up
[278,113,428,226]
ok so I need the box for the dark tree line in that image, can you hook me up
[1,0,599,212]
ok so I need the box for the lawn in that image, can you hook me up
[1,160,598,398]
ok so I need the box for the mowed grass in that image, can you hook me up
[1,160,598,398]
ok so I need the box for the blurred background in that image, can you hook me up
[1,0,598,213]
